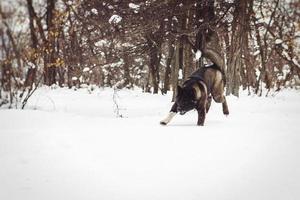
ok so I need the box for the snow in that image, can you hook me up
[292,58,300,68]
[275,39,283,44]
[103,59,124,69]
[128,3,140,10]
[0,87,300,200]
[195,50,202,60]
[95,39,108,47]
[283,50,291,60]
[91,8,98,15]
[253,50,260,56]
[71,77,78,81]
[109,15,122,24]
[83,67,90,73]
[172,16,178,22]
[178,69,183,79]
[27,62,36,69]
[282,43,289,50]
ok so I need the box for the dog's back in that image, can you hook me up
[186,64,225,94]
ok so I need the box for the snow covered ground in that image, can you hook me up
[0,87,300,200]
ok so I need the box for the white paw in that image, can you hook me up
[160,112,176,125]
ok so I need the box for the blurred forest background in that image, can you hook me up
[0,0,299,108]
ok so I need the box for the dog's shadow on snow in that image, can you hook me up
[167,124,197,127]
[165,120,224,127]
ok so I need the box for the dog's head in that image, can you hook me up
[176,85,198,115]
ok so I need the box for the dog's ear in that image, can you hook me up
[177,85,182,95]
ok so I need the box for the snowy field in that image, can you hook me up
[0,87,300,200]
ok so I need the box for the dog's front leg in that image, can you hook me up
[222,97,229,115]
[160,103,177,125]
[197,102,206,126]
[206,96,212,113]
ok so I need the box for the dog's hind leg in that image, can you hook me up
[211,75,229,115]
[212,94,229,115]
[160,103,177,125]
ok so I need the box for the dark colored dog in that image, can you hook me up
[160,64,229,126]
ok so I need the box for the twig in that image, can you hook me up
[21,73,43,109]
[112,87,123,118]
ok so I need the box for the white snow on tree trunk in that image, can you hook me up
[128,3,140,10]
[83,67,90,72]
[195,50,202,60]
[109,14,122,24]
[275,39,283,44]
[178,69,183,79]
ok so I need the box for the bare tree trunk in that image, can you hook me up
[171,41,180,102]
[0,17,22,71]
[24,0,39,89]
[226,0,248,97]
[0,9,21,99]
[1,62,12,92]
[182,8,194,80]
[57,31,66,87]
[25,0,48,88]
[1,31,11,92]
[147,33,162,94]
[122,52,131,88]
[254,0,280,95]
[242,0,256,93]
[44,0,57,86]
[162,39,175,94]
[184,41,194,79]
[149,48,159,93]
[254,21,265,96]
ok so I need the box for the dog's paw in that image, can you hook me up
[223,110,229,115]
[160,121,167,125]
[197,122,204,126]
[224,111,229,117]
